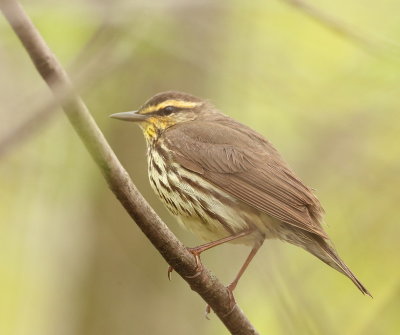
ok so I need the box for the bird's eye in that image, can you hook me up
[162,106,176,114]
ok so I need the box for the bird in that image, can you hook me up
[110,91,371,299]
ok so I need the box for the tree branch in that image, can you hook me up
[0,0,258,334]
[0,21,125,160]
[0,98,58,159]
[281,0,377,54]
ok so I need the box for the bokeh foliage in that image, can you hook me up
[1,0,399,334]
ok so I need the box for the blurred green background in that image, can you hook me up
[1,0,399,334]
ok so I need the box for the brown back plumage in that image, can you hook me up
[164,117,326,238]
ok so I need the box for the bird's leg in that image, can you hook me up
[167,229,254,280]
[186,230,256,275]
[227,241,263,292]
[205,240,263,318]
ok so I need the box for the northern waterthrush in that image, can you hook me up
[110,91,371,298]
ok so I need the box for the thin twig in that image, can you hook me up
[0,20,125,160]
[0,0,258,334]
[0,98,59,158]
[281,0,378,54]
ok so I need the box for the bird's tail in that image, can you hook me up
[305,235,372,297]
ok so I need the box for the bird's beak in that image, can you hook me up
[109,111,149,122]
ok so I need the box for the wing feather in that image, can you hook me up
[165,119,327,238]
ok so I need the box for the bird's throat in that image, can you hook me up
[141,117,175,143]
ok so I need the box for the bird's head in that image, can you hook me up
[110,91,207,141]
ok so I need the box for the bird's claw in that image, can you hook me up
[205,304,212,319]
[185,247,204,278]
[167,266,174,281]
[226,286,237,311]
[204,284,237,319]
[167,247,204,281]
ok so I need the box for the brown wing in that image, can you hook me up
[164,119,327,238]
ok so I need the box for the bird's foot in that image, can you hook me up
[204,284,237,319]
[185,246,204,278]
[167,246,204,280]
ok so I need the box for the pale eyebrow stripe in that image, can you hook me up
[142,99,202,114]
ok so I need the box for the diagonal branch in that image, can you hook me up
[0,98,59,159]
[0,21,125,160]
[0,0,258,334]
[281,0,377,53]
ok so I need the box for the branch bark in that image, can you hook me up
[0,0,258,334]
